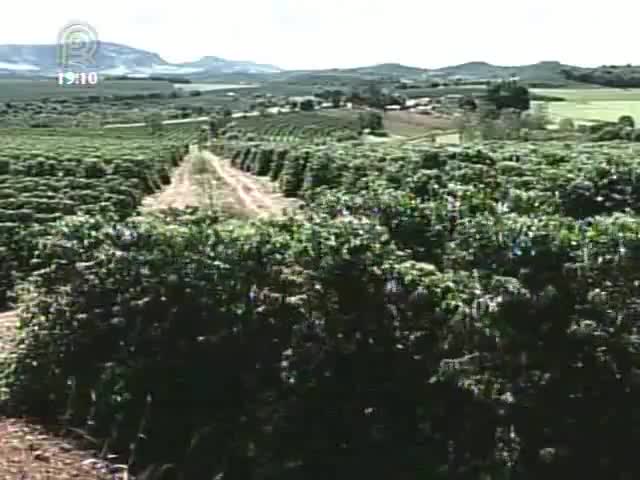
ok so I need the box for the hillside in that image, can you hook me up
[561,64,640,88]
[341,63,429,77]
[0,43,591,85]
[0,42,282,77]
[430,61,580,83]
[0,40,614,87]
[272,61,591,86]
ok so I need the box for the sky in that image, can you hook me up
[2,0,638,70]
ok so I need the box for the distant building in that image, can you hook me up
[405,97,432,108]
[440,94,463,106]
[411,105,433,114]
[287,96,322,110]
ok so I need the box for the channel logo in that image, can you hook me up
[57,21,100,69]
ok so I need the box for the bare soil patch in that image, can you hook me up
[0,418,125,479]
[383,111,454,136]
[201,149,298,218]
[141,146,297,218]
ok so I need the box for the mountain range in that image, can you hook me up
[0,42,282,77]
[0,41,593,83]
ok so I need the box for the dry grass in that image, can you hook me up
[383,111,455,136]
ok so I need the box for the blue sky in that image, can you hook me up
[4,0,638,70]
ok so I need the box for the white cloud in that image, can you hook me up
[1,0,638,70]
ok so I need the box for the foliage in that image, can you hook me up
[459,95,478,111]
[0,130,195,308]
[486,81,531,111]
[3,129,640,479]
[229,112,361,142]
[347,83,404,109]
[562,65,640,88]
[299,99,315,111]
[358,111,384,132]
[146,112,164,135]
[618,115,635,129]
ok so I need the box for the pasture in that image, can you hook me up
[532,87,640,123]
[382,110,455,136]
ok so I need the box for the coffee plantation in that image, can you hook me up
[0,128,196,308]
[0,123,638,480]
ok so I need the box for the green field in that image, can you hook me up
[532,87,640,123]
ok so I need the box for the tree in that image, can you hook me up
[329,90,344,108]
[486,81,531,111]
[351,82,389,109]
[618,115,635,129]
[459,95,478,112]
[358,111,383,132]
[316,89,344,108]
[592,125,624,141]
[299,99,315,111]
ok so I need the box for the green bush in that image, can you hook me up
[618,115,635,129]
[592,125,623,141]
[558,118,575,131]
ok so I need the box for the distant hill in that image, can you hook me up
[341,63,429,77]
[430,61,580,83]
[279,61,587,85]
[0,42,282,77]
[0,40,625,88]
[177,56,281,75]
[561,65,640,88]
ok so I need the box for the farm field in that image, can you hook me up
[320,109,457,139]
[0,78,174,100]
[531,87,640,101]
[382,110,455,136]
[174,82,259,92]
[0,125,200,309]
[232,110,361,141]
[532,87,640,123]
[0,78,638,480]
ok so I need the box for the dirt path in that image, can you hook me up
[202,149,296,217]
[140,146,205,212]
[142,146,297,218]
[0,418,126,479]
